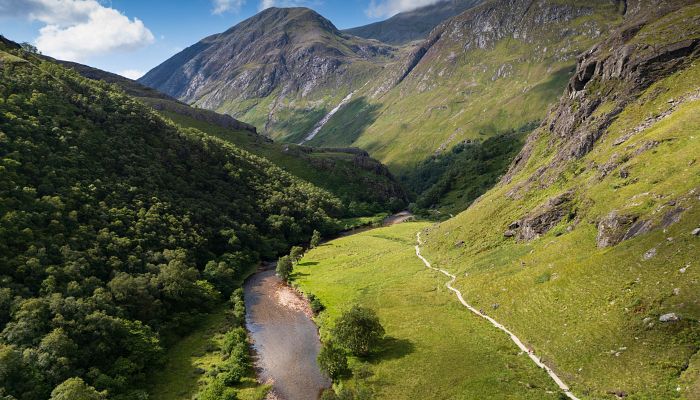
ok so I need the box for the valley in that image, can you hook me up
[1,0,699,399]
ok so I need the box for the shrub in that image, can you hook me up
[317,341,349,380]
[276,256,293,281]
[331,306,385,357]
[289,246,305,263]
[308,293,325,314]
[310,230,322,248]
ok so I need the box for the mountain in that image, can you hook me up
[291,1,700,399]
[0,38,341,399]
[343,0,483,45]
[138,7,396,143]
[58,60,408,215]
[417,1,700,397]
[311,0,626,213]
[139,0,630,216]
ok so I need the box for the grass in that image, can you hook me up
[312,5,621,173]
[295,222,568,399]
[418,40,700,399]
[147,305,269,400]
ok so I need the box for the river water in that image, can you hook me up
[244,212,413,400]
[244,265,330,400]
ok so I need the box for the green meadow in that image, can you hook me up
[295,222,567,399]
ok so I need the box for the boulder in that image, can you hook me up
[692,228,700,236]
[517,191,574,241]
[597,212,635,248]
[596,211,653,248]
[660,207,685,229]
[659,313,679,323]
[643,248,657,260]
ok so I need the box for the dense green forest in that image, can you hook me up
[401,122,537,217]
[0,41,342,399]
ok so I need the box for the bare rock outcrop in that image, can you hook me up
[504,0,700,186]
[505,191,574,241]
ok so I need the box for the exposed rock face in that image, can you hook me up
[505,0,700,184]
[511,191,574,241]
[344,0,483,45]
[378,0,613,97]
[138,7,394,137]
[596,212,656,248]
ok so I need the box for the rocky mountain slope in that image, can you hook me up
[305,0,627,214]
[139,0,632,216]
[313,0,626,167]
[419,1,700,397]
[61,60,407,214]
[343,0,483,45]
[138,7,397,143]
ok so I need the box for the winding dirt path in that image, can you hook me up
[415,232,580,400]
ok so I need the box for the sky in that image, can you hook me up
[0,0,444,79]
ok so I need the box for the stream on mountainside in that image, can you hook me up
[243,211,413,400]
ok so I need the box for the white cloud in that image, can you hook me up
[118,69,144,80]
[365,0,441,18]
[0,0,154,62]
[212,0,245,14]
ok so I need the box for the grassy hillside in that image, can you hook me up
[0,41,340,399]
[311,0,624,171]
[419,3,700,398]
[295,223,567,399]
[302,0,625,215]
[294,2,700,399]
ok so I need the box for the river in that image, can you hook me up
[244,212,413,400]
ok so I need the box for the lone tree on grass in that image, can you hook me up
[331,305,385,356]
[276,255,293,281]
[310,230,322,248]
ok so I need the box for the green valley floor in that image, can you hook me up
[295,222,568,399]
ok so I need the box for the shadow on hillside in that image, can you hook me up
[275,107,328,143]
[528,65,574,103]
[297,261,319,267]
[291,271,310,279]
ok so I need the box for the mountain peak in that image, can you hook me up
[138,6,393,136]
[226,6,339,37]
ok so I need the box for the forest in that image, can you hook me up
[0,43,342,400]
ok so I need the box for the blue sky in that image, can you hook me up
[0,0,441,79]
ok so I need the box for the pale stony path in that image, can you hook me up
[415,232,580,400]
